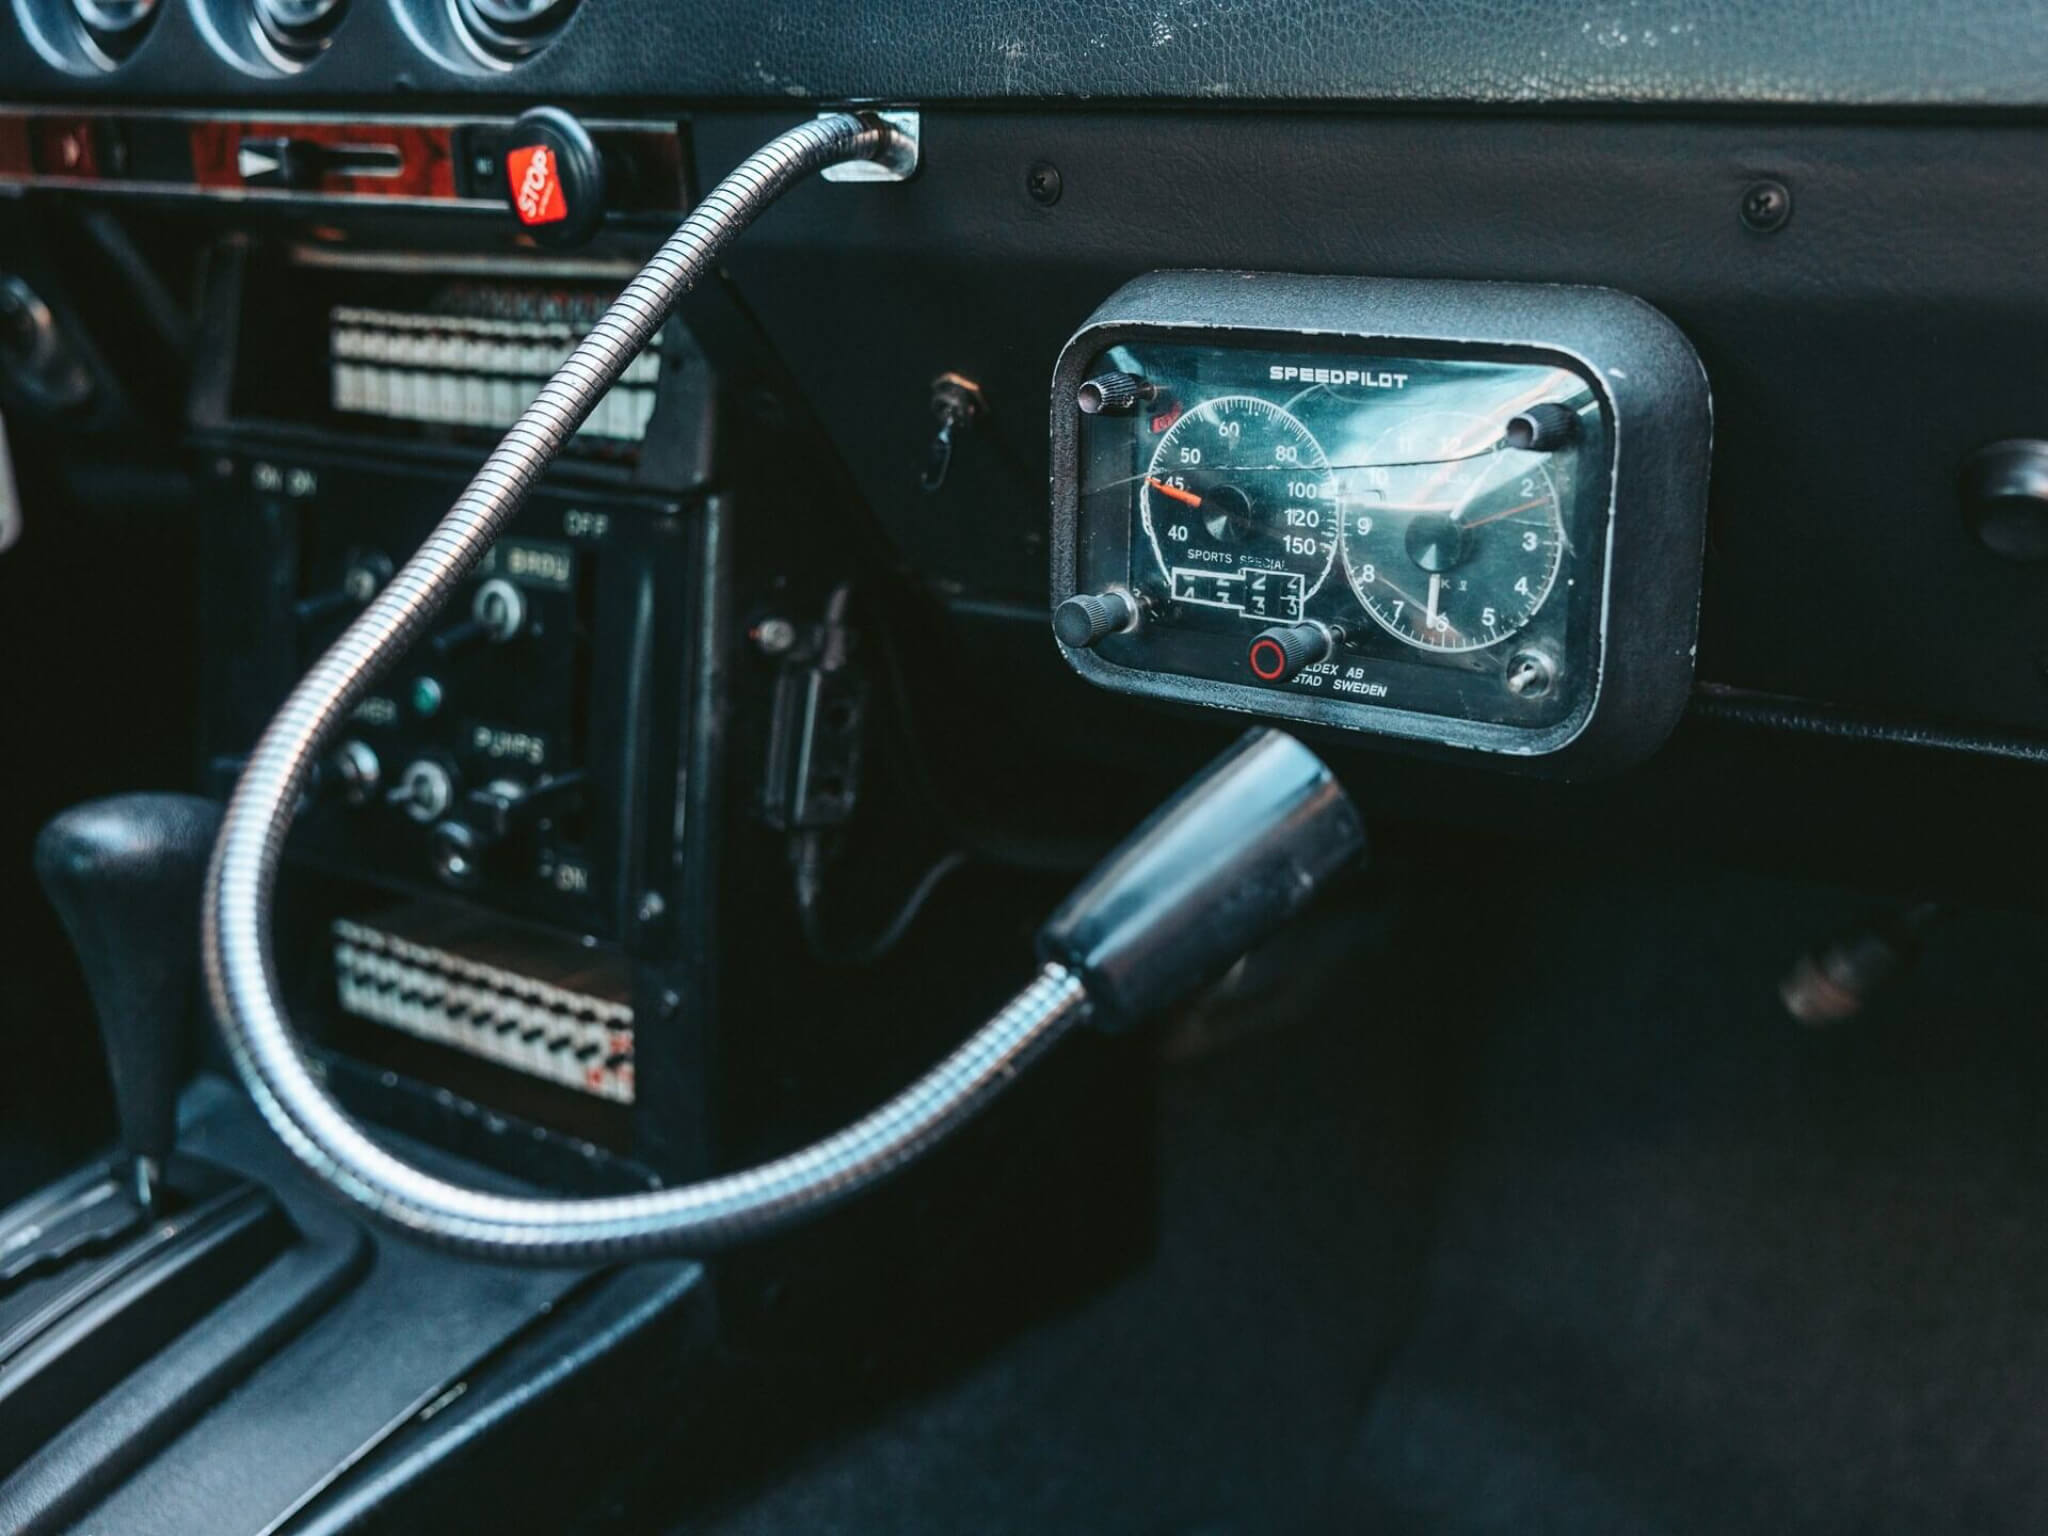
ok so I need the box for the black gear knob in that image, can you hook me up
[35,794,223,1209]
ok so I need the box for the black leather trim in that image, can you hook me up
[1,0,2045,108]
[1689,685,2048,766]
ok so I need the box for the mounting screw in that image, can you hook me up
[752,616,797,656]
[637,890,667,925]
[1739,178,1792,234]
[1504,648,1556,699]
[1025,161,1062,206]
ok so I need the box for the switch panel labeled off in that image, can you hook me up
[200,452,696,940]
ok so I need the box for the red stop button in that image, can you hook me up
[506,143,568,227]
[498,107,606,248]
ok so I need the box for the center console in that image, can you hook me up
[191,239,722,1176]
[1,186,744,1526]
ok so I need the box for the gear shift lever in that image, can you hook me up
[35,794,223,1212]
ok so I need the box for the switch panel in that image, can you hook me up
[199,451,696,940]
[333,910,635,1104]
[328,300,661,442]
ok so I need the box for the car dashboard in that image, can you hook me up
[2,1,2047,1531]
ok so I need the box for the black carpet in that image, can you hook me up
[682,868,2048,1534]
[1346,871,2048,1535]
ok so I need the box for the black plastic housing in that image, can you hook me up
[1037,729,1365,1031]
[1050,271,1712,779]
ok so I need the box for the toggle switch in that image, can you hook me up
[432,577,530,658]
[296,549,393,626]
[388,759,456,824]
[430,772,585,890]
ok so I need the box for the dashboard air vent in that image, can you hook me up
[451,0,573,62]
[251,0,346,64]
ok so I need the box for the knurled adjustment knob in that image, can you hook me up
[1505,401,1578,452]
[1247,621,1331,683]
[1054,588,1140,649]
[1076,372,1155,416]
[502,106,606,248]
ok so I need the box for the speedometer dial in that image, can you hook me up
[1141,396,1337,611]
[1340,410,1565,651]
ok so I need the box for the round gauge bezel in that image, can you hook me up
[1138,393,1339,605]
[1338,415,1568,653]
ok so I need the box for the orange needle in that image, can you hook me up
[1146,476,1204,508]
[1457,496,1548,532]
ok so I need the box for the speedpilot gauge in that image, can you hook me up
[1050,271,1712,776]
[1140,395,1337,623]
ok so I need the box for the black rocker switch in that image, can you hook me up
[35,794,224,1212]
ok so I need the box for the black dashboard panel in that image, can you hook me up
[7,8,2048,1529]
[0,5,2044,882]
[690,109,2048,742]
[2,0,2047,106]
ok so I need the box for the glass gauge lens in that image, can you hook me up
[1142,396,1337,618]
[1341,410,1565,651]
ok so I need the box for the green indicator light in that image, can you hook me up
[411,676,444,717]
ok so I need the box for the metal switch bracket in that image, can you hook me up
[820,109,920,182]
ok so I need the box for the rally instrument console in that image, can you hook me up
[1050,272,1712,775]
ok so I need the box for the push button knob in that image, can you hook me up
[501,106,606,248]
[1247,621,1332,683]
[295,549,392,626]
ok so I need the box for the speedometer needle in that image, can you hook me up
[1146,476,1204,508]
[1456,496,1548,532]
